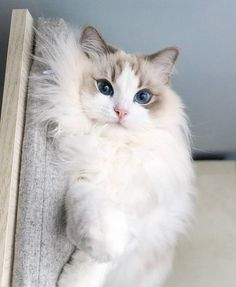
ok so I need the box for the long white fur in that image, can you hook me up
[32,21,194,287]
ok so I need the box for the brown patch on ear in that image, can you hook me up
[146,47,179,64]
[145,47,180,84]
[107,45,118,54]
[80,26,117,58]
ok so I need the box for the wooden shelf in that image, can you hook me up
[0,9,33,287]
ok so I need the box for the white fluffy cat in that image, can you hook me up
[34,22,194,287]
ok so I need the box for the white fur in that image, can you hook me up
[33,22,194,287]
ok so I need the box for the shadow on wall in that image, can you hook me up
[193,152,236,160]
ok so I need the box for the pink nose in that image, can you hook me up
[114,106,128,120]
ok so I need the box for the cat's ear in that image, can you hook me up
[145,47,179,84]
[80,26,117,58]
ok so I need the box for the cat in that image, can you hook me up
[34,22,194,287]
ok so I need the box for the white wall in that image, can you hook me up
[0,0,236,156]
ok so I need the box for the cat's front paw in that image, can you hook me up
[67,208,128,262]
[79,235,112,262]
[58,250,111,287]
[88,209,129,261]
[66,218,111,262]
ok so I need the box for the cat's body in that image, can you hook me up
[34,22,194,287]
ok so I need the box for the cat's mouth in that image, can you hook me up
[113,119,128,129]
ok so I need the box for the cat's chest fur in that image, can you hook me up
[73,129,186,216]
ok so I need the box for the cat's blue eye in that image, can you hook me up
[97,79,114,96]
[134,89,152,104]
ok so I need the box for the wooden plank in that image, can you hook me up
[0,9,33,287]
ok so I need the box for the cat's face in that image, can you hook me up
[79,27,179,131]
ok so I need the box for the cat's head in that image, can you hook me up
[79,26,180,131]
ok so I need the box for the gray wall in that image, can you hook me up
[1,0,236,156]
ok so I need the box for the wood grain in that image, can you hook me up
[0,9,33,287]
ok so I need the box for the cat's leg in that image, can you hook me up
[65,180,129,262]
[135,248,174,287]
[104,247,174,287]
[58,249,112,287]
